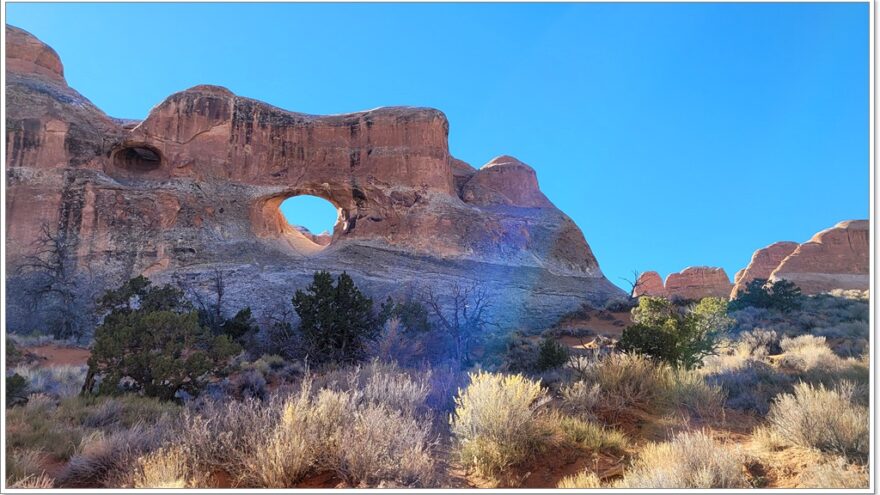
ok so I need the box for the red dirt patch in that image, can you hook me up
[27,345,90,367]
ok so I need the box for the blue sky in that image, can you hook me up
[6,3,869,289]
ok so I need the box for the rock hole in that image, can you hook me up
[279,195,339,249]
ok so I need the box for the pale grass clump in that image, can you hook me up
[451,371,548,478]
[767,381,868,459]
[796,456,868,488]
[5,449,48,486]
[778,335,840,372]
[557,470,603,488]
[555,414,628,453]
[172,373,438,488]
[132,446,189,488]
[12,364,87,398]
[662,368,725,418]
[560,380,601,419]
[7,474,55,489]
[616,430,748,488]
[575,353,669,412]
[333,404,435,486]
[57,424,165,487]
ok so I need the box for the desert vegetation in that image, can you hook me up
[4,272,870,489]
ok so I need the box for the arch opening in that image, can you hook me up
[278,195,340,251]
[113,145,163,172]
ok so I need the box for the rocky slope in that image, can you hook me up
[4,26,624,332]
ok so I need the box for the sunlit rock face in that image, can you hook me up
[769,220,869,295]
[5,26,624,331]
[632,271,665,297]
[730,241,799,298]
[664,267,733,300]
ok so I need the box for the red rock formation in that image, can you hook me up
[664,267,732,300]
[5,26,623,331]
[730,241,799,298]
[633,271,666,297]
[769,220,869,294]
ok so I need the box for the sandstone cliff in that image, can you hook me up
[5,26,624,332]
[730,241,799,298]
[768,220,869,294]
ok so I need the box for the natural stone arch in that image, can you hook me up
[251,187,352,255]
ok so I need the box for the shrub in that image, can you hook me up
[293,271,379,364]
[535,338,569,371]
[616,430,748,488]
[766,381,868,460]
[6,449,47,486]
[229,370,268,401]
[557,470,603,488]
[6,372,29,406]
[778,335,840,372]
[575,353,669,412]
[379,296,431,334]
[12,364,86,398]
[738,328,780,356]
[730,278,803,312]
[706,360,792,414]
[451,371,547,477]
[132,446,189,488]
[85,276,240,400]
[556,415,628,453]
[620,297,731,368]
[796,456,868,488]
[560,380,601,419]
[662,368,724,418]
[57,424,166,487]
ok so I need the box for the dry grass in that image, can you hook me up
[554,414,628,453]
[451,371,548,478]
[662,368,725,418]
[766,381,868,460]
[615,430,748,488]
[11,364,87,398]
[556,470,603,488]
[796,456,869,488]
[132,447,189,488]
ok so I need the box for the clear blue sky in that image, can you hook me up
[6,3,869,289]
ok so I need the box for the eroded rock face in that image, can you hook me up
[769,220,869,294]
[664,267,732,300]
[633,271,665,297]
[730,241,799,298]
[5,26,624,332]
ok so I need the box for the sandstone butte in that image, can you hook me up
[634,267,732,300]
[769,220,869,295]
[636,220,869,301]
[4,26,625,331]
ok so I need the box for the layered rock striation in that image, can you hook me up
[5,26,623,331]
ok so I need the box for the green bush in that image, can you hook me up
[619,297,731,368]
[84,276,240,400]
[293,271,379,364]
[6,373,29,406]
[730,278,803,312]
[535,338,569,371]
